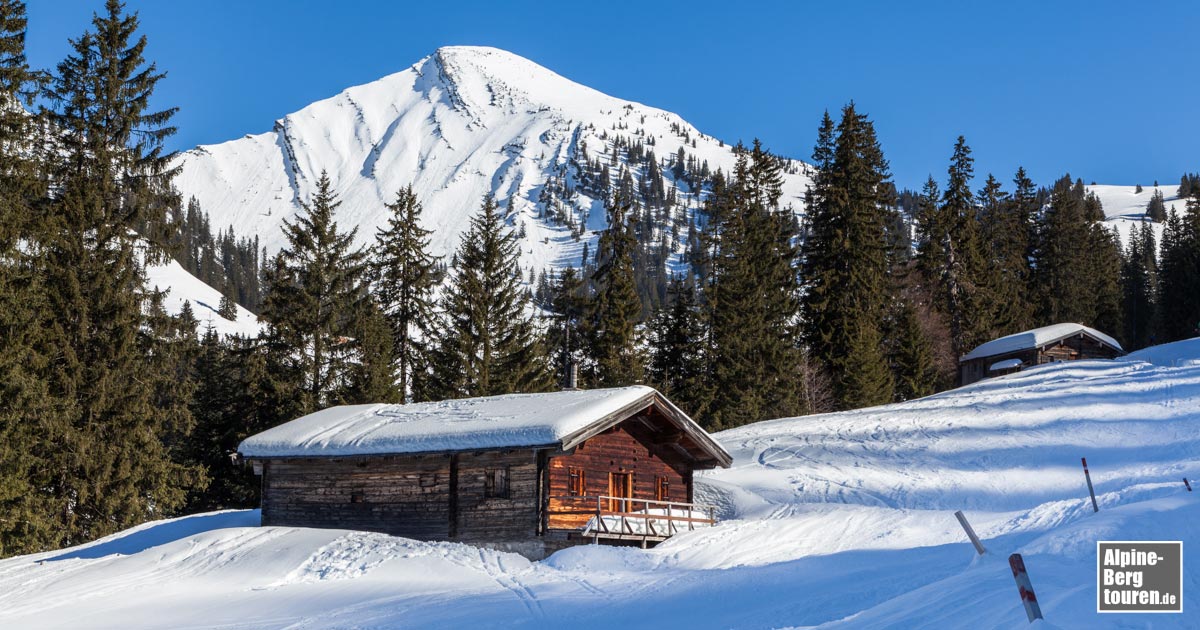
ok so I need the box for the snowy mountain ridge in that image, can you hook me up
[162,46,1180,332]
[172,46,813,276]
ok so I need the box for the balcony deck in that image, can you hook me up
[547,496,718,546]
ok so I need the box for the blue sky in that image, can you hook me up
[27,0,1200,190]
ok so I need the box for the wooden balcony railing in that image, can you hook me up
[547,495,718,542]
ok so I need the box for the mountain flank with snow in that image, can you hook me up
[172,46,812,278]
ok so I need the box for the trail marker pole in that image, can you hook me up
[1081,457,1099,513]
[1185,477,1193,492]
[954,510,986,555]
[1008,553,1044,623]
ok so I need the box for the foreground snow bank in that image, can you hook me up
[1,340,1198,628]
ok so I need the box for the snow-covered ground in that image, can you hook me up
[1088,183,1179,251]
[1,340,1197,628]
[1087,184,1183,221]
[144,257,263,338]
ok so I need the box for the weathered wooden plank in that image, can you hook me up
[546,424,688,530]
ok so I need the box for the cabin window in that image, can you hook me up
[485,467,509,499]
[568,467,585,496]
[350,490,364,504]
[656,477,670,502]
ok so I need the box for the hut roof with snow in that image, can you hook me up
[237,387,731,558]
[958,323,1124,385]
[238,385,730,466]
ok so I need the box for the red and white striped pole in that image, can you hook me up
[1008,553,1044,623]
[1081,457,1099,513]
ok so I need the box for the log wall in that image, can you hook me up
[262,455,452,540]
[261,450,541,542]
[546,423,689,530]
[454,450,540,541]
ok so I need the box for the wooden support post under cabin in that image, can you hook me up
[1185,477,1193,492]
[954,510,986,555]
[1008,553,1044,623]
[1081,457,1099,513]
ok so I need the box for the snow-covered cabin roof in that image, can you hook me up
[988,358,1023,372]
[962,323,1122,361]
[238,386,732,467]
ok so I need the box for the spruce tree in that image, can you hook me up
[184,330,285,512]
[935,137,994,357]
[1146,189,1167,223]
[887,299,938,401]
[425,196,552,399]
[36,0,198,544]
[1120,220,1158,349]
[343,298,401,404]
[1157,200,1200,341]
[1088,222,1125,338]
[1031,175,1123,335]
[587,189,644,386]
[259,171,370,414]
[800,106,894,409]
[545,266,587,388]
[705,140,809,427]
[978,172,1034,334]
[646,275,705,411]
[370,185,440,402]
[218,293,237,320]
[0,0,61,556]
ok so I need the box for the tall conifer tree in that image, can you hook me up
[646,274,705,412]
[887,299,938,401]
[935,137,994,357]
[371,185,440,402]
[259,171,371,413]
[800,105,894,409]
[703,140,808,427]
[0,0,62,556]
[587,190,643,386]
[425,196,552,398]
[978,173,1033,334]
[37,0,198,544]
[1120,220,1158,349]
[1157,204,1200,341]
[1031,176,1124,336]
[545,266,587,388]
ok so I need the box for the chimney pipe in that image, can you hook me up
[566,363,579,390]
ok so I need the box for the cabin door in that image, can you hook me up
[608,472,632,512]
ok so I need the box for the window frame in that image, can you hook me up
[485,467,510,499]
[568,467,586,497]
[656,476,670,502]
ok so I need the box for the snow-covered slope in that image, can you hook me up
[2,339,1198,628]
[1088,183,1183,220]
[144,257,263,338]
[172,46,812,275]
[1089,183,1181,248]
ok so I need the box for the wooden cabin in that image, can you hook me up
[958,323,1124,386]
[236,386,731,559]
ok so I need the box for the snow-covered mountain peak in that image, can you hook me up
[425,46,611,117]
[172,46,812,274]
